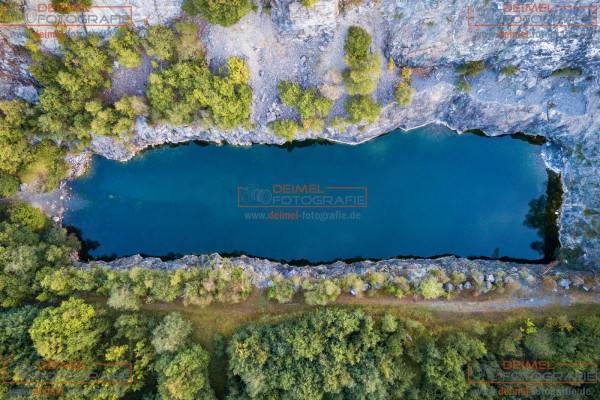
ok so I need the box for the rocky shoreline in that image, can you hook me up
[1,0,598,271]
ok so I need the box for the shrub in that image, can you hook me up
[278,81,333,129]
[303,279,341,305]
[385,276,410,298]
[174,21,204,61]
[151,312,193,353]
[183,0,253,26]
[9,203,46,231]
[343,26,381,95]
[550,67,582,77]
[301,0,318,7]
[144,25,177,61]
[147,58,253,128]
[418,275,445,300]
[51,0,92,13]
[395,81,415,106]
[0,0,22,23]
[341,273,365,296]
[29,298,105,361]
[18,140,68,192]
[456,60,486,77]
[500,65,519,76]
[0,171,19,197]
[108,26,143,68]
[107,286,140,311]
[155,345,214,400]
[457,76,471,93]
[270,119,298,141]
[345,95,381,123]
[266,276,296,303]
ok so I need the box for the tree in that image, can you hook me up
[155,345,215,400]
[29,298,105,361]
[270,119,299,141]
[151,312,193,353]
[183,0,253,27]
[0,172,19,197]
[144,26,177,61]
[303,279,341,305]
[345,95,381,123]
[109,26,143,68]
[395,81,415,106]
[343,26,381,95]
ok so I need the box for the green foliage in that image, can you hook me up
[456,60,486,77]
[108,285,140,311]
[457,75,471,93]
[228,308,413,398]
[51,0,92,13]
[174,21,204,61]
[418,275,445,300]
[385,276,410,298]
[551,67,582,77]
[343,26,381,95]
[303,279,341,305]
[266,275,297,303]
[109,26,144,68]
[0,202,80,307]
[29,33,113,145]
[18,140,68,192]
[301,0,318,7]
[147,58,252,128]
[345,94,381,123]
[277,81,333,131]
[155,345,215,400]
[151,312,193,354]
[500,65,519,76]
[144,25,177,62]
[395,81,415,106]
[0,171,19,198]
[0,0,22,23]
[183,0,253,27]
[29,297,105,361]
[269,119,299,141]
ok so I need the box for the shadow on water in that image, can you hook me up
[523,170,562,262]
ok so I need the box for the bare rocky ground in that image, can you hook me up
[0,0,598,272]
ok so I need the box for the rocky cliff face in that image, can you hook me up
[1,0,598,268]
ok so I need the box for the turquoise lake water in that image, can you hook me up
[64,125,550,262]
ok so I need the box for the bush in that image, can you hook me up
[303,279,341,305]
[301,0,318,7]
[457,76,471,93]
[500,65,519,76]
[345,95,381,123]
[343,26,381,95]
[51,0,92,13]
[108,26,143,68]
[456,60,486,77]
[266,276,296,303]
[155,345,215,400]
[0,0,22,23]
[29,298,105,361]
[152,312,193,353]
[107,286,140,311]
[278,81,333,130]
[147,58,253,128]
[18,140,68,192]
[270,119,298,141]
[144,25,177,61]
[418,275,445,300]
[0,171,19,197]
[183,0,253,26]
[395,81,415,106]
[550,67,582,77]
[175,21,204,61]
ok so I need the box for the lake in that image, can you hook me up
[64,125,551,262]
